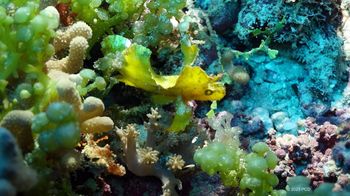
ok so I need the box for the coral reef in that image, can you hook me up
[47,72,114,134]
[1,0,350,195]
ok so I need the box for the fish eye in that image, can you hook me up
[205,89,213,95]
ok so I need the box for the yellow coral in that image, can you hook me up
[138,147,159,165]
[166,154,185,171]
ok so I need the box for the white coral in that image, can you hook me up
[46,36,89,73]
[53,21,92,52]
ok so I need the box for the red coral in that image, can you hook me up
[56,2,76,26]
[82,134,126,176]
[316,122,338,151]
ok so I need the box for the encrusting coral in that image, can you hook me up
[0,110,34,153]
[268,118,342,188]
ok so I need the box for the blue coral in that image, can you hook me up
[333,140,350,173]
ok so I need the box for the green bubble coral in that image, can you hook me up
[194,141,282,195]
[0,3,58,80]
[0,2,59,115]
[194,112,282,195]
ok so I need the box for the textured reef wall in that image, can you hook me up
[201,0,346,135]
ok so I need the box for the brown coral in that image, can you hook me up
[0,110,34,153]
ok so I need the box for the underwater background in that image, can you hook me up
[2,0,350,195]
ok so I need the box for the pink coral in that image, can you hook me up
[267,119,341,187]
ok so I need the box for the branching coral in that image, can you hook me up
[46,21,92,74]
[46,36,88,74]
[116,124,182,196]
[30,70,113,151]
[44,72,113,134]
[53,21,92,52]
